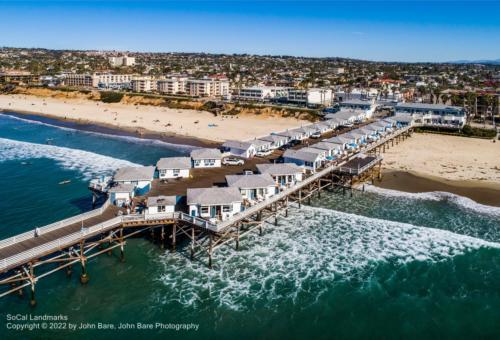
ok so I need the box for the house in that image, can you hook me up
[258,134,289,150]
[299,147,328,160]
[357,128,380,142]
[256,163,304,188]
[339,99,377,118]
[190,148,223,168]
[296,125,319,138]
[221,140,256,159]
[187,187,243,222]
[226,174,277,201]
[323,119,340,130]
[252,139,273,152]
[312,122,332,135]
[113,166,155,195]
[311,142,343,157]
[108,183,135,207]
[156,157,191,179]
[325,136,357,151]
[345,130,369,145]
[145,195,177,219]
[276,129,307,142]
[283,149,324,173]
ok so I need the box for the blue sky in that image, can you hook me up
[0,1,499,62]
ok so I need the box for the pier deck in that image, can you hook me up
[0,121,412,303]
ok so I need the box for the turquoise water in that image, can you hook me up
[0,113,499,339]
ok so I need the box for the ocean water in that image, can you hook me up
[0,112,499,339]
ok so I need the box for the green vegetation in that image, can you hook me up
[415,125,497,139]
[100,91,124,103]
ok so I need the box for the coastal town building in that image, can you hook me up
[186,77,230,98]
[109,56,136,67]
[108,183,135,207]
[0,70,39,86]
[145,195,177,219]
[287,88,333,106]
[131,76,159,92]
[190,149,223,168]
[395,103,467,127]
[187,187,242,221]
[112,166,155,196]
[283,149,324,173]
[235,86,290,102]
[156,157,191,179]
[255,163,304,189]
[225,174,277,201]
[221,140,257,158]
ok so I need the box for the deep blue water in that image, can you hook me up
[0,112,499,340]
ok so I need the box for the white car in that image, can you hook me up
[222,157,244,166]
[310,132,322,139]
[256,150,273,157]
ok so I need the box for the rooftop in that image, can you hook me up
[190,148,223,160]
[256,163,303,176]
[156,157,191,169]
[283,149,321,162]
[147,195,177,207]
[225,173,276,188]
[187,187,242,205]
[113,166,155,182]
[396,102,463,110]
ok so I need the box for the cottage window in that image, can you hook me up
[222,205,232,212]
[201,206,209,214]
[173,169,180,176]
[158,205,166,212]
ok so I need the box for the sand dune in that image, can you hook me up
[0,94,309,142]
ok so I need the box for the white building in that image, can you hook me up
[395,103,466,127]
[109,56,136,67]
[190,149,223,168]
[157,77,188,95]
[145,195,176,220]
[221,140,257,159]
[131,76,158,92]
[236,86,290,102]
[256,163,304,188]
[156,157,191,179]
[287,88,333,106]
[113,166,155,196]
[311,142,343,157]
[226,174,277,201]
[283,149,324,173]
[187,78,230,98]
[187,187,242,222]
[108,183,135,207]
[257,134,289,150]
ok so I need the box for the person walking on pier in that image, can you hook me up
[34,227,40,237]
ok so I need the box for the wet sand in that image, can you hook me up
[0,110,219,148]
[377,170,500,207]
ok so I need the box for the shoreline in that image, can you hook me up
[0,109,219,148]
[376,170,500,207]
[0,93,308,143]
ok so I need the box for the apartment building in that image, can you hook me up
[157,77,188,95]
[63,73,95,87]
[131,76,158,93]
[63,73,134,89]
[187,78,230,97]
[395,103,467,127]
[288,88,333,106]
[0,70,40,85]
[236,86,290,101]
[109,56,136,67]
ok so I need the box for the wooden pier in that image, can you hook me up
[0,123,413,305]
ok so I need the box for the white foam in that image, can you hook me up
[156,205,499,311]
[364,184,500,217]
[0,137,140,180]
[0,112,197,152]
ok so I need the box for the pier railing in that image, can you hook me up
[0,216,122,271]
[0,199,111,250]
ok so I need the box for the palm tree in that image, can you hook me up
[440,93,450,105]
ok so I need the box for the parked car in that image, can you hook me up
[310,132,322,139]
[256,149,273,157]
[222,157,244,166]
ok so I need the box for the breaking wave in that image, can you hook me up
[364,184,500,217]
[0,112,197,151]
[0,137,139,180]
[156,206,499,311]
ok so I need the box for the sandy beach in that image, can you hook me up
[0,94,309,143]
[377,133,500,206]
